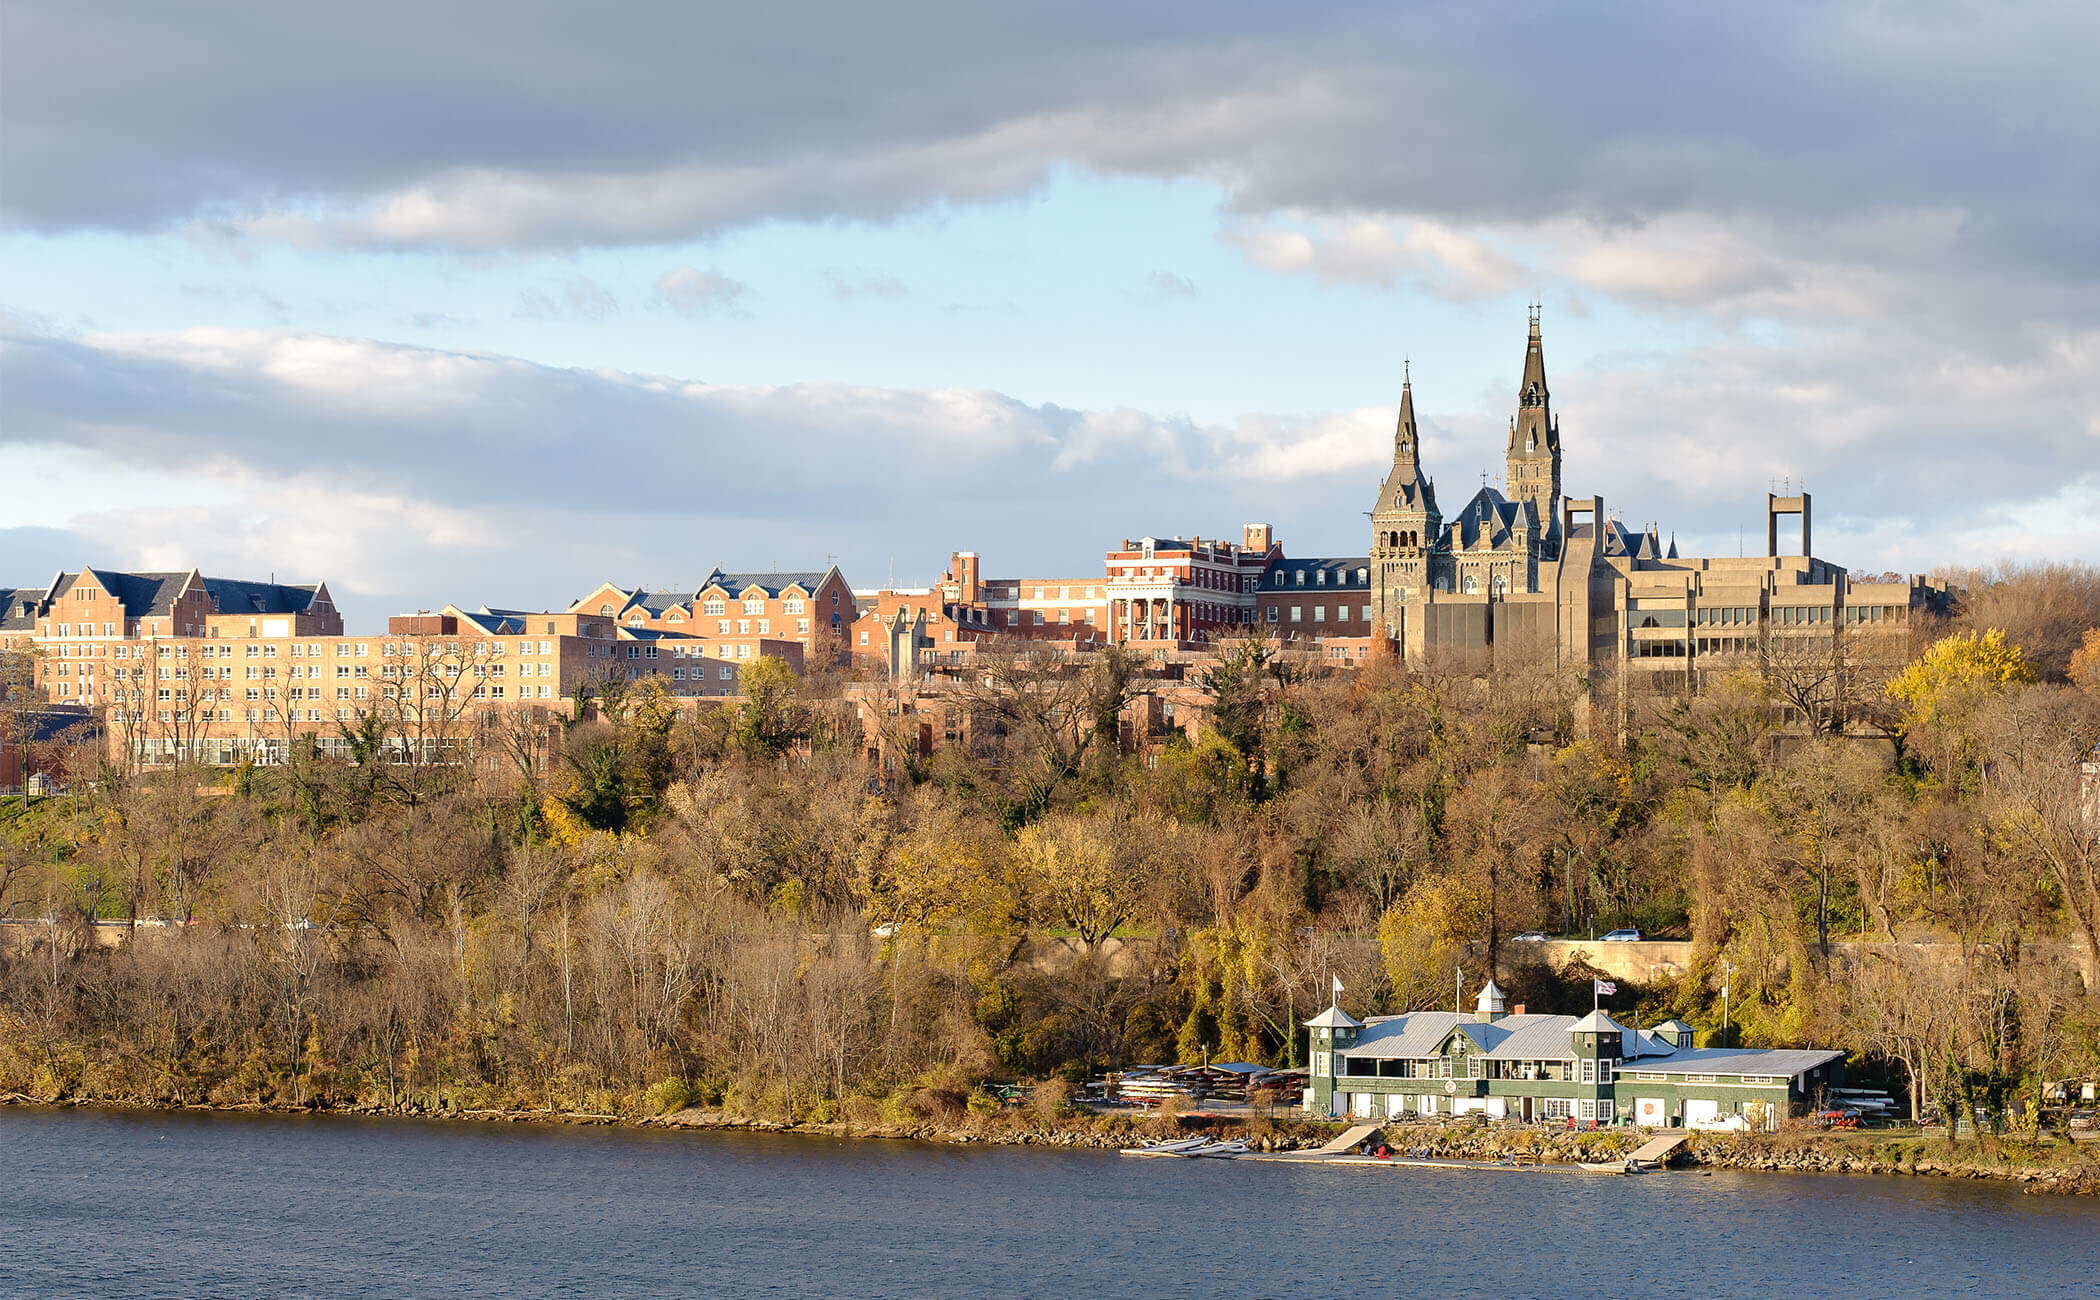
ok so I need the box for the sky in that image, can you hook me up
[3,2,2096,626]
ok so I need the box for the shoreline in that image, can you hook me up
[6,1092,2096,1195]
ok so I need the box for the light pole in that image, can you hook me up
[1721,962,1735,1049]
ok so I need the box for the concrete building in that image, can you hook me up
[1307,982,1844,1129]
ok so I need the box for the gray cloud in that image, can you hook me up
[1145,271,1197,299]
[5,3,2090,285]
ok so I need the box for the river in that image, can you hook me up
[3,1108,2095,1299]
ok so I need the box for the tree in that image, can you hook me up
[732,656,806,761]
[2069,627,2100,695]
[1377,875,1487,1011]
[1013,813,1152,949]
[1886,628,2035,774]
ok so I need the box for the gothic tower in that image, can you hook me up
[1505,308,1562,555]
[1370,367,1441,639]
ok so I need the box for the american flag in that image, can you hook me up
[1594,979,1618,995]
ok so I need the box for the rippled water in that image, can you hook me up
[3,1108,2096,1299]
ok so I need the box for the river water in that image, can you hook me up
[3,1109,2095,1299]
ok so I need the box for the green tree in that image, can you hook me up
[732,656,806,760]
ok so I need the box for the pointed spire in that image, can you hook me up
[1395,363,1418,462]
[1519,304,1548,411]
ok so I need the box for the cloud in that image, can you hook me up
[3,314,2093,629]
[1145,271,1197,299]
[515,275,619,321]
[1229,216,1524,301]
[653,265,748,316]
[7,4,2088,289]
[0,319,1392,605]
[823,268,909,302]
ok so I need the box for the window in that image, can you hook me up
[742,597,765,615]
[1290,606,1302,622]
[1598,1060,1613,1085]
[1579,1059,1595,1084]
[1314,606,1326,622]
[703,599,725,616]
[1312,1051,1331,1077]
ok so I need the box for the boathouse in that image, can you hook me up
[1305,982,1843,1129]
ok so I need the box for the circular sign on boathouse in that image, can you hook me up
[1445,1081,1457,1094]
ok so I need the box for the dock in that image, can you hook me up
[1627,1132,1690,1167]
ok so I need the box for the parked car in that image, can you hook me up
[1599,928,1643,942]
[1511,931,1548,942]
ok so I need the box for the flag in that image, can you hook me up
[1595,979,1618,996]
[1332,974,1345,996]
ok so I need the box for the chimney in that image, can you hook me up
[1512,1003,1526,1016]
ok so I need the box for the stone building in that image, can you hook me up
[1337,312,1946,681]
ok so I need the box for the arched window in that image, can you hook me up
[598,604,614,616]
[1462,575,1478,594]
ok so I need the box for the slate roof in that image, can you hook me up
[1448,488,1528,550]
[700,569,832,597]
[57,569,190,616]
[198,576,323,616]
[0,586,46,630]
[41,570,321,620]
[1262,557,1372,590]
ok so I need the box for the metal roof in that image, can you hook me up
[1621,1046,1844,1079]
[1304,1005,1363,1029]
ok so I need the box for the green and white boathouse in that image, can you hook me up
[1305,981,1843,1130]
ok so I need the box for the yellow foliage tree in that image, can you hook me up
[1013,814,1146,948]
[1884,628,2035,734]
[2069,626,2100,695]
[1377,875,1489,1012]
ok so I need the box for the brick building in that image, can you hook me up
[570,567,854,655]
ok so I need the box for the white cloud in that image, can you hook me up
[824,269,909,301]
[653,265,748,316]
[515,275,619,321]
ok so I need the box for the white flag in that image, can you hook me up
[1595,979,1618,996]
[1332,974,1345,995]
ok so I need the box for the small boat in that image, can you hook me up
[1119,1137,1209,1157]
[1187,1139,1250,1159]
[1578,1159,1648,1175]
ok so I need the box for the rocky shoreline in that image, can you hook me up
[7,1092,2095,1195]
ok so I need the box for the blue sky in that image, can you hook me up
[4,3,2095,624]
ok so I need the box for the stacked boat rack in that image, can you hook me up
[1118,1124,1691,1172]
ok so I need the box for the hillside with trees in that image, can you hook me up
[3,564,2098,1135]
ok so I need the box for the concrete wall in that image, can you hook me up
[1537,938,2095,991]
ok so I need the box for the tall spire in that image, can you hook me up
[1504,307,1563,552]
[1394,360,1419,465]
